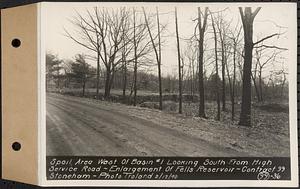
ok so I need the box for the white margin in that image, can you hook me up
[37,2,41,186]
[39,2,47,186]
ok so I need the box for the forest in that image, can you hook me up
[46,6,289,128]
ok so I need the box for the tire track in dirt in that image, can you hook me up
[46,93,248,156]
[47,96,179,156]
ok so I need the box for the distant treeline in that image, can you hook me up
[46,52,288,102]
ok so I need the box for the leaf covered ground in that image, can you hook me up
[127,101,290,157]
[56,90,290,157]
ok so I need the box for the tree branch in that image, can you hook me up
[253,45,288,51]
[253,33,281,46]
[251,7,261,18]
[238,7,245,26]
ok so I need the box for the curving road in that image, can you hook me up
[46,93,247,156]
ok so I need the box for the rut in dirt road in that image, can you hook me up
[46,93,248,156]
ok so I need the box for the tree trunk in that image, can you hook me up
[217,21,226,111]
[96,35,101,99]
[96,52,100,99]
[133,63,137,106]
[104,68,111,99]
[211,12,220,121]
[238,7,261,127]
[82,80,86,97]
[133,8,138,106]
[219,31,226,111]
[197,7,206,118]
[251,73,261,102]
[82,62,86,97]
[281,74,286,98]
[143,7,163,109]
[157,7,163,110]
[225,54,233,121]
[232,41,236,121]
[108,67,115,96]
[122,59,127,102]
[239,41,253,126]
[191,60,195,102]
[259,68,263,101]
[56,69,60,89]
[189,64,193,99]
[222,55,226,111]
[175,7,182,114]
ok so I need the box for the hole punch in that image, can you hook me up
[12,142,21,151]
[11,38,21,48]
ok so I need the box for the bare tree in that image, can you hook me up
[130,8,159,106]
[66,7,156,100]
[210,12,221,120]
[239,7,288,126]
[228,25,242,121]
[184,43,197,101]
[279,69,288,98]
[175,7,182,114]
[133,8,138,106]
[215,14,227,112]
[64,9,102,98]
[156,7,163,110]
[142,7,164,110]
[197,7,209,118]
[122,36,128,102]
[251,59,261,102]
[252,30,287,102]
[255,47,283,101]
[98,8,131,99]
[238,7,261,127]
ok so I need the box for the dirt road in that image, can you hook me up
[46,93,248,156]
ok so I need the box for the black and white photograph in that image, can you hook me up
[45,2,295,157]
[1,1,299,187]
[41,1,297,186]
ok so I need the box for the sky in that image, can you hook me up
[42,2,297,79]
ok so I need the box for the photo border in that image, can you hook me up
[39,1,298,187]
